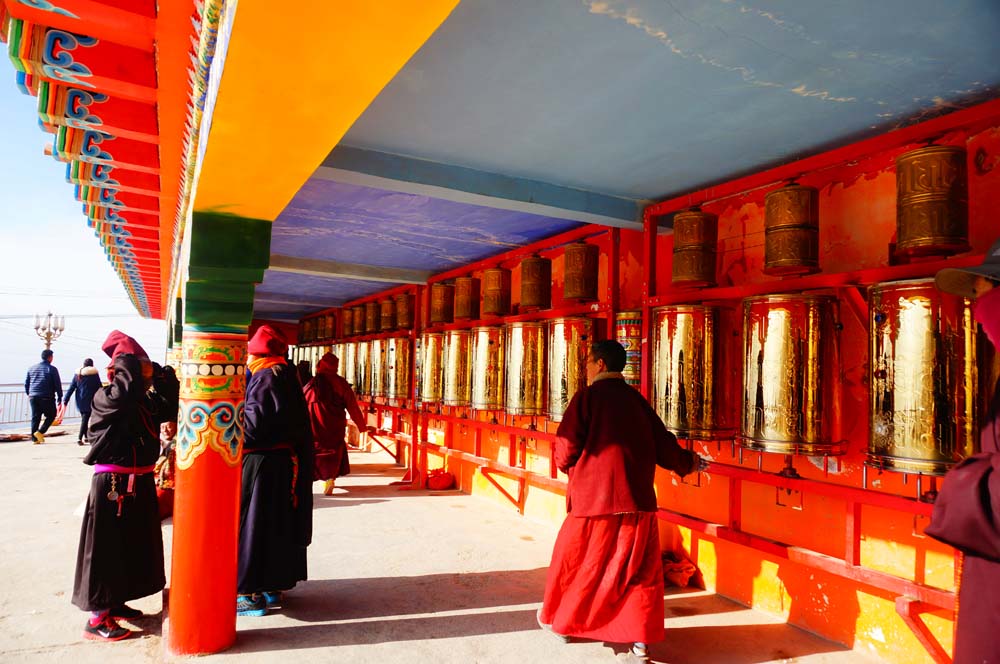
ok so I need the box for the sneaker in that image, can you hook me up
[263,591,282,610]
[536,608,569,644]
[237,594,267,617]
[111,604,143,620]
[83,615,132,641]
[32,432,44,445]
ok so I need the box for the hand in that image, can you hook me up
[696,455,711,472]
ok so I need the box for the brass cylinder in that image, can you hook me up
[442,329,471,406]
[430,283,455,324]
[483,267,512,316]
[419,332,444,403]
[394,293,413,329]
[470,326,505,411]
[365,302,379,334]
[519,255,552,310]
[547,318,593,421]
[653,306,733,439]
[505,322,546,416]
[385,336,412,402]
[354,340,371,397]
[380,298,396,332]
[370,338,387,398]
[342,310,354,337]
[867,279,987,475]
[764,184,820,276]
[342,342,357,386]
[672,210,718,287]
[740,294,840,455]
[455,277,481,320]
[615,310,643,388]
[352,306,365,337]
[563,242,600,301]
[896,146,969,257]
[301,319,313,343]
[328,315,337,340]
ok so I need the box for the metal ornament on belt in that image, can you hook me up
[419,332,444,403]
[672,210,718,287]
[455,277,481,320]
[370,338,387,398]
[380,299,396,332]
[505,322,546,416]
[430,283,456,324]
[520,255,552,311]
[547,318,592,422]
[895,145,969,258]
[867,279,987,475]
[442,329,471,407]
[354,341,371,397]
[482,267,512,316]
[740,294,841,455]
[615,310,643,388]
[764,184,820,276]
[385,336,412,403]
[471,326,505,411]
[563,242,600,301]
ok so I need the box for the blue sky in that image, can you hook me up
[0,55,167,384]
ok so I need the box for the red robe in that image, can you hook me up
[303,358,367,481]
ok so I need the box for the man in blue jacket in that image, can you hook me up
[25,349,62,444]
[64,358,102,446]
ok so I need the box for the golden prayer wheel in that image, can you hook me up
[455,277,481,320]
[482,267,512,316]
[370,338,387,398]
[563,242,600,301]
[653,306,733,439]
[764,184,820,276]
[520,255,552,311]
[385,336,412,403]
[301,319,313,343]
[471,326,505,411]
[895,146,969,257]
[547,318,593,422]
[419,332,445,403]
[325,315,335,340]
[615,310,643,388]
[740,294,840,455]
[442,329,472,407]
[365,302,379,334]
[867,279,990,475]
[341,309,354,337]
[672,210,718,287]
[352,306,365,337]
[354,341,371,397]
[505,322,546,416]
[342,342,357,385]
[394,293,413,329]
[380,298,396,332]
[430,283,455,324]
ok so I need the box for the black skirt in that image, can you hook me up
[72,472,165,611]
[238,451,308,595]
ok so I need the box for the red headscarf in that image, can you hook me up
[102,330,150,364]
[316,352,340,376]
[248,324,288,357]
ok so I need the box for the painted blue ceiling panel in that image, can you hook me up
[256,270,386,306]
[342,0,1000,199]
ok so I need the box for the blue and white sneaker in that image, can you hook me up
[262,591,282,610]
[236,594,266,617]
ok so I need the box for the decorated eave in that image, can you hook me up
[0,0,211,319]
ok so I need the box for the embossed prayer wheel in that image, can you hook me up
[370,338,386,398]
[455,277,481,320]
[394,293,413,329]
[385,336,412,403]
[354,341,371,397]
[563,242,600,301]
[365,302,379,334]
[520,255,552,311]
[867,279,988,475]
[740,294,840,455]
[342,342,357,385]
[895,146,969,257]
[653,306,734,439]
[470,326,505,411]
[327,315,336,340]
[301,319,314,343]
[442,329,472,407]
[672,210,718,287]
[505,322,546,416]
[380,299,396,332]
[430,283,455,324]
[342,310,354,337]
[615,310,643,388]
[764,184,820,276]
[419,332,445,403]
[352,306,365,337]
[482,267,512,316]
[547,318,593,422]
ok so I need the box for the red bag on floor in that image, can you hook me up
[426,468,455,491]
[662,551,698,588]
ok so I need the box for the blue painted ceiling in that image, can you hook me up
[256,0,1000,322]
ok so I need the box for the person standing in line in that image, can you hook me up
[537,340,707,664]
[25,349,62,444]
[64,358,103,446]
[238,325,314,616]
[304,353,374,496]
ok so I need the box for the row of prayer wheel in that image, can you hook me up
[340,294,414,337]
[671,145,969,287]
[299,315,336,343]
[648,279,996,475]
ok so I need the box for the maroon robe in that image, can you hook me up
[304,356,366,481]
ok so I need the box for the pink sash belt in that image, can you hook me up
[94,464,155,475]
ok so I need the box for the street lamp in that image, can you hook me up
[34,312,65,350]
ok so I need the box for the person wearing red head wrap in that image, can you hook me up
[926,238,1000,664]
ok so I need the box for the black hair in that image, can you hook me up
[590,340,626,372]
[41,349,53,361]
[83,358,93,367]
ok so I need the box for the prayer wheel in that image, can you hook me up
[370,338,387,398]
[352,306,365,337]
[672,210,718,287]
[867,279,989,475]
[614,310,643,388]
[365,302,379,334]
[505,322,546,416]
[470,326,505,411]
[325,315,335,340]
[380,298,396,332]
[482,267,512,316]
[342,309,354,337]
[301,319,313,343]
[895,145,969,257]
[394,293,413,329]
[740,294,840,455]
[442,329,472,407]
[652,305,733,439]
[455,277,481,320]
[563,241,600,301]
[342,342,357,385]
[419,332,445,403]
[430,283,455,325]
[547,318,592,422]
[354,341,371,397]
[385,336,412,403]
[519,255,552,311]
[764,184,820,276]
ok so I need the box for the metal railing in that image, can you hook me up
[0,384,81,427]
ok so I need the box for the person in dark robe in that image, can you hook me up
[304,352,373,495]
[63,358,103,446]
[72,331,179,641]
[537,340,706,663]
[296,359,313,387]
[238,325,314,616]
[926,238,1000,664]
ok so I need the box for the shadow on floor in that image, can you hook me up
[648,623,853,664]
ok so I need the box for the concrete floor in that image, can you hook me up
[0,429,883,663]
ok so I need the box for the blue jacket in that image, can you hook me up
[25,361,62,400]
[64,366,102,414]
